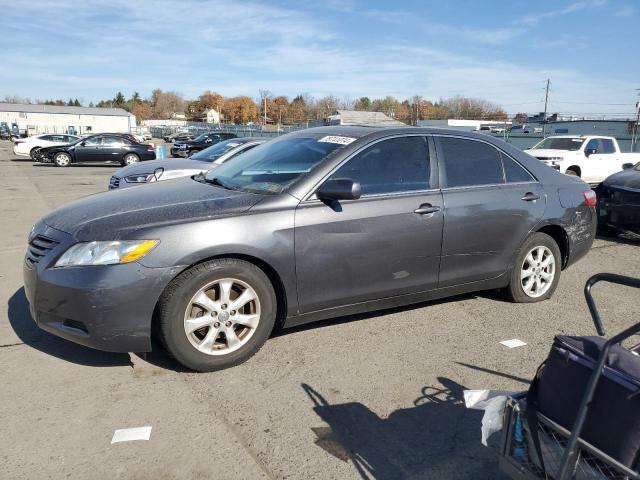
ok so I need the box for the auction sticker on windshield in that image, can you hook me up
[318,135,356,145]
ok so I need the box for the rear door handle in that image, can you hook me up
[414,204,441,215]
[521,192,540,202]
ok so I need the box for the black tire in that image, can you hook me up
[505,232,562,303]
[158,258,277,372]
[29,147,41,159]
[187,149,198,157]
[122,153,140,166]
[53,152,71,167]
[565,169,579,177]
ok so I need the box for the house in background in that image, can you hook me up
[201,108,221,124]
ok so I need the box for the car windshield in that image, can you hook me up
[202,135,347,194]
[531,138,585,150]
[190,140,245,162]
[194,133,214,142]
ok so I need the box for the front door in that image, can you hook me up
[582,138,625,183]
[74,135,102,162]
[435,136,546,287]
[295,135,443,313]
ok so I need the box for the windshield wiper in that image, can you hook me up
[204,176,238,191]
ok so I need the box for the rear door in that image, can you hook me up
[435,135,545,287]
[295,135,443,313]
[99,136,128,162]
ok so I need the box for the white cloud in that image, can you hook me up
[519,0,607,26]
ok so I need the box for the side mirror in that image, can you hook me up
[622,163,634,170]
[585,148,597,156]
[205,138,213,143]
[79,141,86,146]
[316,178,361,201]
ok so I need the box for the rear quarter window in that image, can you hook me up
[502,154,535,183]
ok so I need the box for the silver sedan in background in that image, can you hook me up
[108,137,268,189]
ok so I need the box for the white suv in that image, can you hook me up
[13,134,80,159]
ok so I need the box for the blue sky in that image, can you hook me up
[1,0,638,115]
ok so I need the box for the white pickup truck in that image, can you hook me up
[524,135,640,184]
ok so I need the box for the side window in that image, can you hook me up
[439,137,504,188]
[102,136,124,147]
[600,139,615,154]
[585,139,598,153]
[50,135,65,142]
[502,153,535,183]
[328,136,430,195]
[83,136,102,146]
[40,135,53,141]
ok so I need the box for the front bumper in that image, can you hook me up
[23,223,183,352]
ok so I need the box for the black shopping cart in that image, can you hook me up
[498,273,640,480]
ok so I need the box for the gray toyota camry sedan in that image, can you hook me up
[24,126,597,371]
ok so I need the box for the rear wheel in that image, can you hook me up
[158,258,277,372]
[29,147,41,159]
[505,233,561,303]
[565,168,579,177]
[122,153,140,166]
[53,152,71,167]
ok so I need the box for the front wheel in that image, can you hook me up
[505,233,561,303]
[158,258,277,372]
[30,147,41,159]
[53,152,71,167]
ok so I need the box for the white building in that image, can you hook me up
[0,103,136,136]
[201,108,221,124]
[417,119,511,131]
[327,110,405,126]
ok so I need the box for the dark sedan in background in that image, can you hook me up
[597,162,640,236]
[109,137,267,189]
[24,126,596,372]
[170,131,237,157]
[34,133,156,167]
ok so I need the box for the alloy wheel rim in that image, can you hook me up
[125,154,138,165]
[183,278,260,356]
[57,154,70,166]
[521,246,555,298]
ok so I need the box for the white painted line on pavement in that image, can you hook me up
[111,426,152,444]
[500,339,527,349]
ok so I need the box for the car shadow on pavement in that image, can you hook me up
[303,377,505,480]
[595,233,640,247]
[7,288,132,367]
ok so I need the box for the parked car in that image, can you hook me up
[595,162,640,236]
[511,124,543,134]
[525,135,640,184]
[24,126,597,371]
[163,132,195,143]
[34,133,156,167]
[142,132,152,141]
[13,134,80,159]
[109,138,267,189]
[171,132,237,157]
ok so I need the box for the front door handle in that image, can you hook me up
[521,192,540,202]
[414,204,441,215]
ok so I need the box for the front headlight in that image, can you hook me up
[55,240,159,267]
[124,174,155,184]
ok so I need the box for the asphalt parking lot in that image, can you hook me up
[1,140,639,480]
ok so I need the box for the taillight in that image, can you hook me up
[147,145,153,151]
[582,190,597,207]
[14,139,25,144]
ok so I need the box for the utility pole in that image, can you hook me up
[542,78,550,138]
[264,97,267,126]
[632,89,640,152]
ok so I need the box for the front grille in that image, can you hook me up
[26,235,59,266]
[109,176,120,189]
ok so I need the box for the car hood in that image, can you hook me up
[602,168,640,190]
[113,158,211,178]
[524,149,575,157]
[42,176,264,240]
